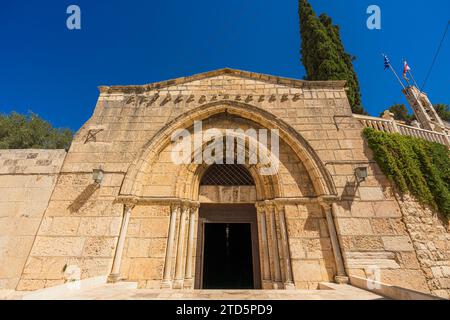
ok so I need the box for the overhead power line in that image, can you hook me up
[421,21,449,90]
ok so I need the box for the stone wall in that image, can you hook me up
[0,149,66,290]
[285,203,336,289]
[396,194,450,299]
[16,171,125,291]
[332,188,430,293]
[120,205,170,289]
[10,69,450,294]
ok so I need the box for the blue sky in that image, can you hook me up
[1,0,449,130]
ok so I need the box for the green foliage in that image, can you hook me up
[363,128,450,218]
[298,0,366,114]
[0,112,73,150]
[380,104,415,123]
[434,103,450,122]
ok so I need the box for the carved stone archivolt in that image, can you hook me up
[119,101,337,199]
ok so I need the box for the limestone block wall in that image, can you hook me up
[325,144,430,294]
[16,171,125,291]
[0,149,66,290]
[120,205,170,289]
[396,195,450,299]
[284,203,336,289]
[332,190,430,293]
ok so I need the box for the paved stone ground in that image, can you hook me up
[0,282,385,300]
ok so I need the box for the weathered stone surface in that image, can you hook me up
[358,187,385,201]
[82,237,116,257]
[128,258,165,280]
[382,236,414,252]
[39,217,80,236]
[380,269,429,293]
[286,219,321,238]
[0,150,65,289]
[292,260,323,282]
[31,237,85,257]
[371,218,395,235]
[394,194,450,296]
[336,218,373,236]
[372,201,402,218]
[126,238,152,258]
[345,252,400,269]
[139,218,169,238]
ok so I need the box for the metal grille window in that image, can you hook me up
[200,164,255,186]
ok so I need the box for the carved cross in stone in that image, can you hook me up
[84,129,104,144]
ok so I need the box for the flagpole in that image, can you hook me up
[389,65,406,90]
[408,70,420,91]
[403,58,420,90]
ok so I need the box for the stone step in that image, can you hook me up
[13,281,385,300]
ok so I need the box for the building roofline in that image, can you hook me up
[98,68,347,94]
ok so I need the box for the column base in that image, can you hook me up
[284,282,295,290]
[172,279,184,289]
[261,281,273,289]
[335,275,349,284]
[183,278,194,289]
[107,273,121,283]
[272,282,284,290]
[161,280,173,289]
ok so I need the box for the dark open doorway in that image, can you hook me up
[195,204,261,289]
[202,223,254,289]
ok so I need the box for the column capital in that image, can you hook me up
[189,201,201,210]
[124,203,136,211]
[317,195,340,207]
[318,196,340,211]
[255,201,266,213]
[180,202,189,211]
[273,201,285,211]
[264,200,275,209]
[170,202,182,212]
[318,202,332,211]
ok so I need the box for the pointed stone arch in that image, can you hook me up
[119,100,337,199]
[172,130,282,201]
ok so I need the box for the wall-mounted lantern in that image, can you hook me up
[355,166,368,183]
[93,167,104,184]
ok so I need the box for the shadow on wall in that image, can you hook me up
[340,137,393,207]
[67,183,100,213]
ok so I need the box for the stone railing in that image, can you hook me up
[353,114,450,147]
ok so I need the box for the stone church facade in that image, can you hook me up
[1,69,449,298]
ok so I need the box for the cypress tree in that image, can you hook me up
[299,0,367,114]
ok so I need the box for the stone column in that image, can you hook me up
[108,204,134,283]
[256,203,272,289]
[184,203,199,289]
[162,203,181,288]
[276,204,295,289]
[266,202,282,289]
[173,203,190,289]
[321,203,348,284]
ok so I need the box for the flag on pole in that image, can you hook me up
[383,55,391,70]
[381,53,407,89]
[403,61,411,79]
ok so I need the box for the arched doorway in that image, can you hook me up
[194,164,261,289]
[117,102,340,290]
